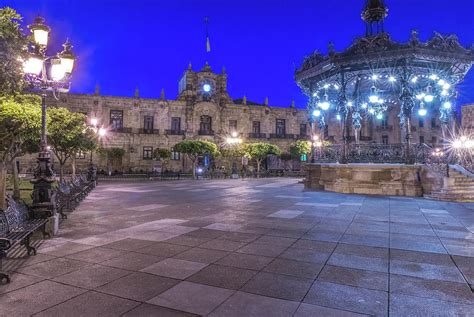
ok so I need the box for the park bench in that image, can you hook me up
[53,174,96,219]
[0,197,48,284]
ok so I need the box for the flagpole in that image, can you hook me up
[204,16,211,53]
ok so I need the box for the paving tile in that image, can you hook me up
[96,272,179,301]
[267,209,305,219]
[100,252,163,271]
[304,281,388,317]
[263,258,323,279]
[390,274,473,304]
[328,253,388,273]
[266,228,307,239]
[174,247,229,264]
[15,257,89,279]
[123,303,199,317]
[187,264,256,290]
[340,233,389,248]
[38,242,95,257]
[242,271,313,301]
[389,293,474,317]
[199,239,248,251]
[217,231,261,243]
[164,235,211,247]
[34,291,139,317]
[0,272,44,295]
[318,265,388,291]
[452,255,474,287]
[102,238,155,251]
[0,280,86,316]
[302,231,344,242]
[279,247,331,264]
[216,252,273,271]
[237,242,288,257]
[65,246,127,263]
[186,229,226,239]
[141,258,207,279]
[294,303,368,317]
[291,239,337,252]
[147,281,234,315]
[3,253,57,269]
[208,291,299,317]
[335,243,388,259]
[253,235,297,247]
[52,264,130,289]
[389,249,453,266]
[390,259,465,283]
[135,242,190,257]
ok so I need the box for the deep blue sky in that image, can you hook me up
[6,0,474,108]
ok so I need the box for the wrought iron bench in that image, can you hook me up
[0,197,48,284]
[53,175,95,219]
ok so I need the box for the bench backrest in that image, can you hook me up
[0,197,30,236]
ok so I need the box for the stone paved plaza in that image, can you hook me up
[1,178,473,316]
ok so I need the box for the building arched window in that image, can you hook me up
[199,115,213,135]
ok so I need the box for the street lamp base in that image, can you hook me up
[31,150,55,219]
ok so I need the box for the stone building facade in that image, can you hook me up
[18,63,453,174]
[462,104,474,133]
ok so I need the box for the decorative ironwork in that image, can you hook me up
[296,1,473,164]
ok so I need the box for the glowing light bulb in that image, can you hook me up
[411,76,418,83]
[389,76,396,82]
[323,84,329,89]
[319,102,330,110]
[443,101,452,109]
[369,95,379,103]
[202,83,211,92]
[453,140,462,148]
[361,103,368,109]
[429,74,438,80]
[418,108,427,116]
[368,108,375,114]
[313,109,321,117]
[347,101,353,107]
[376,113,383,120]
[371,74,378,80]
[416,93,425,100]
[443,83,450,90]
[437,79,445,86]
[336,114,341,121]
[98,128,107,137]
[333,84,339,90]
[312,92,317,97]
[424,95,434,103]
[441,90,449,96]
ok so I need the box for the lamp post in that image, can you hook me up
[226,132,243,179]
[87,118,106,186]
[23,16,76,218]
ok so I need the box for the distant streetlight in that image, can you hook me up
[226,132,243,178]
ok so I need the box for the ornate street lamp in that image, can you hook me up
[87,118,107,185]
[23,16,76,218]
[296,1,473,164]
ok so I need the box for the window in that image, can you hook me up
[418,118,424,128]
[229,120,237,132]
[143,146,153,160]
[200,115,212,134]
[381,117,388,128]
[252,121,260,134]
[419,136,425,144]
[276,119,286,136]
[431,118,436,128]
[110,110,123,130]
[324,124,329,139]
[171,117,181,132]
[432,136,437,145]
[171,148,181,160]
[300,123,307,136]
[144,116,154,131]
[382,135,389,144]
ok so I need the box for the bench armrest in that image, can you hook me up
[0,238,12,251]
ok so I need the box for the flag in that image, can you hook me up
[206,36,211,53]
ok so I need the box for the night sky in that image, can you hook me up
[6,0,474,108]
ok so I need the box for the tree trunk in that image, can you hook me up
[12,158,20,200]
[71,157,76,178]
[0,163,7,211]
[59,163,64,182]
[192,160,197,179]
[256,160,261,178]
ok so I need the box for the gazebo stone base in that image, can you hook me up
[305,163,424,197]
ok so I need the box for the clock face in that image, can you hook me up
[202,83,212,93]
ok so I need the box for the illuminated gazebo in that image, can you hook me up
[295,0,473,164]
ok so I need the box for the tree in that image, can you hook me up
[290,140,312,162]
[241,142,282,177]
[174,140,219,179]
[47,107,97,181]
[0,7,29,96]
[0,95,41,208]
[153,148,171,172]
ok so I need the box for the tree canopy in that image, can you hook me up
[47,107,97,180]
[290,140,312,158]
[174,140,219,161]
[153,148,171,161]
[0,7,28,96]
[241,142,281,175]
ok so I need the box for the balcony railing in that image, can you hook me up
[138,128,160,135]
[165,129,185,135]
[296,134,310,140]
[198,130,214,136]
[111,127,132,133]
[375,125,393,132]
[248,133,267,139]
[269,133,295,139]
